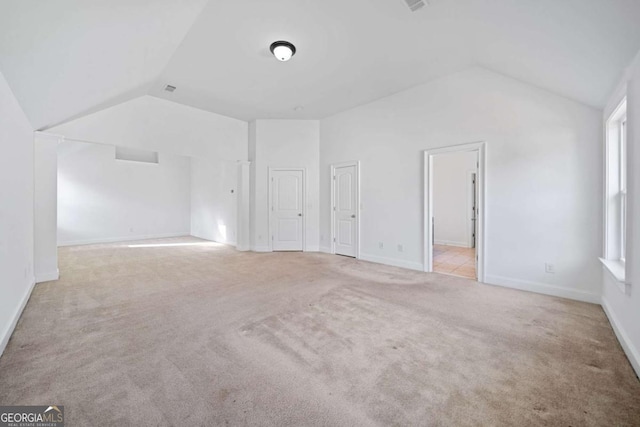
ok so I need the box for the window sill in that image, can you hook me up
[599,258,628,294]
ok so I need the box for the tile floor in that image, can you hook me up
[433,244,476,279]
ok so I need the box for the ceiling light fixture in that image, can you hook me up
[270,41,296,62]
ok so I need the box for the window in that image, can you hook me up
[620,118,627,261]
[602,98,627,283]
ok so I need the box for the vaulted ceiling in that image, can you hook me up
[1,0,640,129]
[0,0,209,130]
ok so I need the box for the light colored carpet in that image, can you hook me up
[0,236,638,426]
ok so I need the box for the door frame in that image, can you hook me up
[268,167,306,252]
[424,142,486,281]
[330,161,361,258]
[467,170,477,249]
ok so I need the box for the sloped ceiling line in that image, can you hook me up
[2,0,640,128]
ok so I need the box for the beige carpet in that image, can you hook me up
[0,236,639,426]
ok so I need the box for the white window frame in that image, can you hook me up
[601,98,627,287]
[619,118,627,262]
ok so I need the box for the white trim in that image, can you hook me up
[252,245,271,252]
[599,258,626,290]
[603,98,627,261]
[319,245,332,254]
[0,276,36,358]
[359,253,424,272]
[602,297,640,379]
[467,169,477,249]
[603,110,611,258]
[268,167,306,252]
[36,269,59,283]
[434,240,470,248]
[57,232,190,247]
[330,161,361,259]
[190,231,237,248]
[484,274,600,304]
[424,141,486,281]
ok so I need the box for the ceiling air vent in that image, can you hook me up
[403,0,426,12]
[164,84,176,92]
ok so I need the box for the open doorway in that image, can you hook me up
[424,142,485,281]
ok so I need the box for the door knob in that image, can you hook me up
[351,214,356,218]
[298,213,302,217]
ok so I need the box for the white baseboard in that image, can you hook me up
[359,253,424,272]
[36,269,59,283]
[212,240,237,247]
[319,246,332,254]
[305,245,320,252]
[434,240,471,248]
[252,245,271,253]
[58,232,190,247]
[190,232,238,247]
[0,276,36,358]
[484,274,601,304]
[601,297,640,379]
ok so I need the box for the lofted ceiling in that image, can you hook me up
[0,0,209,130]
[1,0,640,129]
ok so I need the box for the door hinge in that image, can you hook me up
[333,175,336,180]
[333,237,336,242]
[333,206,336,211]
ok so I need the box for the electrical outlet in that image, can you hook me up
[545,263,555,274]
[397,244,404,252]
[378,242,384,249]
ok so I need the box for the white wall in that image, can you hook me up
[34,133,60,281]
[249,120,320,252]
[50,95,248,246]
[433,151,477,247]
[320,67,602,303]
[0,70,34,356]
[190,158,237,245]
[57,140,191,245]
[50,96,247,161]
[236,161,251,251]
[601,50,640,377]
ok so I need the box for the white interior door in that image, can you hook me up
[333,164,357,257]
[271,169,304,251]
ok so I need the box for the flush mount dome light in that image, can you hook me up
[270,40,296,61]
